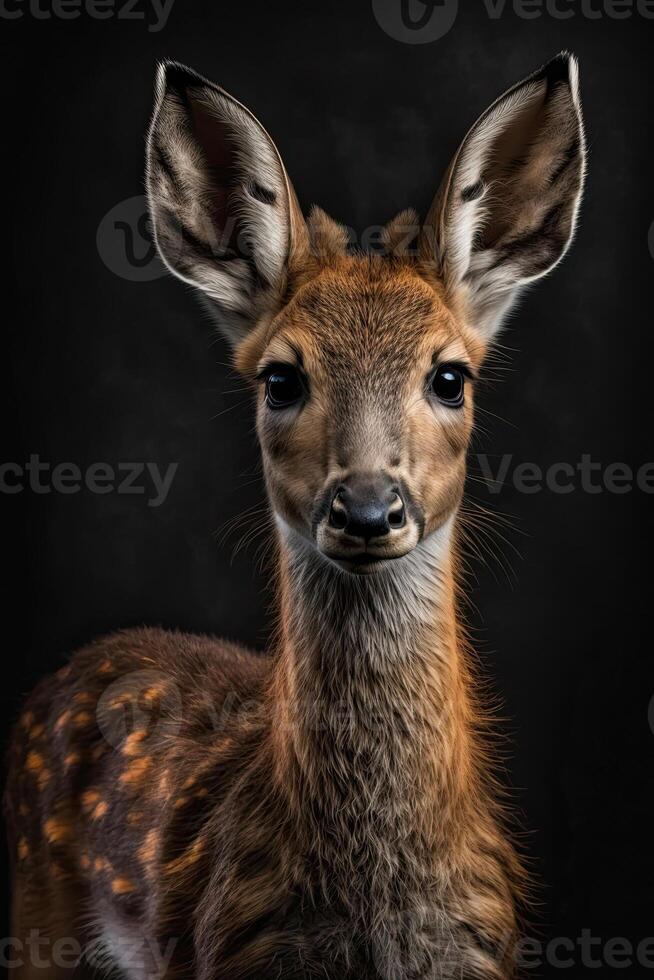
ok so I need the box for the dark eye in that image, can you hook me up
[429,364,466,408]
[265,366,304,409]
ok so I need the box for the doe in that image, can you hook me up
[7,52,585,979]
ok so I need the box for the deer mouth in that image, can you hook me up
[322,547,412,574]
[338,555,389,575]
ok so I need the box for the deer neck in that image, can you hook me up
[268,517,475,869]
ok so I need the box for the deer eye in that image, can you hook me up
[264,365,304,409]
[429,364,466,408]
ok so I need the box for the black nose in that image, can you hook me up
[328,475,406,541]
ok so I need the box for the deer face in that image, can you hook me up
[246,259,480,570]
[147,56,585,573]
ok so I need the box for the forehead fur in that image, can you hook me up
[289,259,447,366]
[238,250,480,378]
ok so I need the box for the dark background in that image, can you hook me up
[2,1,653,975]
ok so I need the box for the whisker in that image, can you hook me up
[209,397,252,420]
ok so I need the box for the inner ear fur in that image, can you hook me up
[146,60,308,346]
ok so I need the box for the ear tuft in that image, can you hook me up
[306,207,350,261]
[381,208,421,256]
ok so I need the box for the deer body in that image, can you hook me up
[7,522,518,979]
[7,53,585,979]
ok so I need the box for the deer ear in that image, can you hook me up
[419,52,586,340]
[146,61,307,346]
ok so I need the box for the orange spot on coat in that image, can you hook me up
[72,711,93,729]
[109,693,130,709]
[44,817,73,844]
[26,751,44,772]
[139,829,158,870]
[112,877,136,895]
[92,801,108,821]
[165,837,205,875]
[37,769,51,790]
[73,691,94,705]
[123,731,147,757]
[54,711,71,733]
[142,685,166,704]
[81,789,101,811]
[120,756,152,786]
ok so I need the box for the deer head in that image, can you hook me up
[147,54,585,575]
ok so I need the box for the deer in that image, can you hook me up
[6,52,585,980]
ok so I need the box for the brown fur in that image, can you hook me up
[6,53,586,979]
[5,255,523,980]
